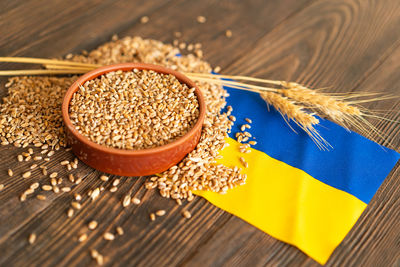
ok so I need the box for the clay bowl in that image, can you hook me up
[61,63,205,176]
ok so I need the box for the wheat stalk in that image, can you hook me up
[0,56,397,149]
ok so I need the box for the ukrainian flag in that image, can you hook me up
[196,87,400,264]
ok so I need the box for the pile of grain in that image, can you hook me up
[0,36,246,198]
[69,69,199,150]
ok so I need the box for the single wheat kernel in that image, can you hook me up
[69,174,75,183]
[17,155,23,162]
[50,178,57,186]
[179,42,186,50]
[25,188,34,195]
[103,232,115,241]
[42,168,47,175]
[78,233,88,242]
[110,186,118,193]
[74,193,82,201]
[75,177,82,184]
[100,175,108,181]
[47,151,55,157]
[239,157,248,168]
[71,201,81,210]
[49,172,58,178]
[7,169,13,177]
[0,184,4,191]
[116,226,124,235]
[150,213,156,221]
[140,16,149,24]
[60,160,69,165]
[53,186,60,193]
[176,199,182,206]
[28,233,36,244]
[132,197,141,205]
[61,187,71,192]
[91,249,99,258]
[30,164,38,170]
[96,255,104,266]
[112,179,120,186]
[42,185,52,191]
[88,220,98,230]
[33,156,42,161]
[182,210,192,219]
[91,188,100,200]
[20,194,26,202]
[225,29,232,38]
[245,118,252,124]
[155,210,166,216]
[28,148,33,154]
[36,195,46,200]
[122,195,131,207]
[67,208,74,218]
[22,171,31,178]
[197,15,206,23]
[30,182,39,190]
[249,141,257,145]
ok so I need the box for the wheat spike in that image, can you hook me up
[259,92,329,149]
[278,82,394,142]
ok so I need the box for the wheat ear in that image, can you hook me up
[278,82,394,143]
[259,92,330,150]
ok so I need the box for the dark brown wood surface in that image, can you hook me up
[1,0,399,266]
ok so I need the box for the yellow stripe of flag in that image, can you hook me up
[195,138,366,264]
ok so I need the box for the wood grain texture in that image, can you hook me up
[0,0,399,266]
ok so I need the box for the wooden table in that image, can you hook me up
[1,1,399,266]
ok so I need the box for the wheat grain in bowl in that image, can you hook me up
[68,69,200,150]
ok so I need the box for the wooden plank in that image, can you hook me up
[0,0,316,266]
[182,0,400,266]
[326,44,400,267]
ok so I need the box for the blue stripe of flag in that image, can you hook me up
[225,87,400,203]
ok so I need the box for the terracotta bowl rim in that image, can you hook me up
[61,63,206,156]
